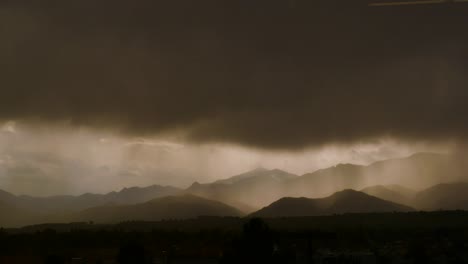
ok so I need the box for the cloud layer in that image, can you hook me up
[1,123,445,196]
[1,0,467,149]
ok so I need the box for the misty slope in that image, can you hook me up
[283,153,459,199]
[0,185,182,214]
[0,189,16,204]
[361,185,415,206]
[70,195,243,223]
[0,190,41,227]
[366,153,459,188]
[413,182,468,210]
[384,185,417,198]
[212,168,297,185]
[251,189,414,218]
[284,164,366,199]
[186,153,461,209]
[0,200,44,227]
[186,168,297,211]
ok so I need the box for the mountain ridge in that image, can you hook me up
[2,152,468,227]
[69,194,243,223]
[251,189,415,218]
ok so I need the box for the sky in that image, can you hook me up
[0,0,467,196]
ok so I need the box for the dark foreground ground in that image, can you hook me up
[2,211,468,264]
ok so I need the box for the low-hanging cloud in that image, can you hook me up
[1,0,467,149]
[1,122,447,196]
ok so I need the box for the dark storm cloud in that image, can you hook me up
[1,0,467,149]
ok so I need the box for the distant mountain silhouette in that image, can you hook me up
[361,185,416,205]
[359,183,468,210]
[186,168,297,211]
[251,189,414,217]
[413,182,468,210]
[283,153,457,199]
[70,194,243,223]
[366,153,459,188]
[187,153,459,209]
[284,163,366,199]
[79,185,182,205]
[0,200,40,227]
[212,168,296,185]
[0,189,16,204]
[0,190,35,226]
[0,185,182,214]
[2,152,467,227]
[385,184,417,198]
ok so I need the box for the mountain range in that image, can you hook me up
[1,185,181,214]
[187,168,297,211]
[1,152,468,227]
[187,152,466,210]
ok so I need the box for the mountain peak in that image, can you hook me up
[332,188,363,196]
[328,189,371,200]
[212,168,296,185]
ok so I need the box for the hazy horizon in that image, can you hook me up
[1,121,459,196]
